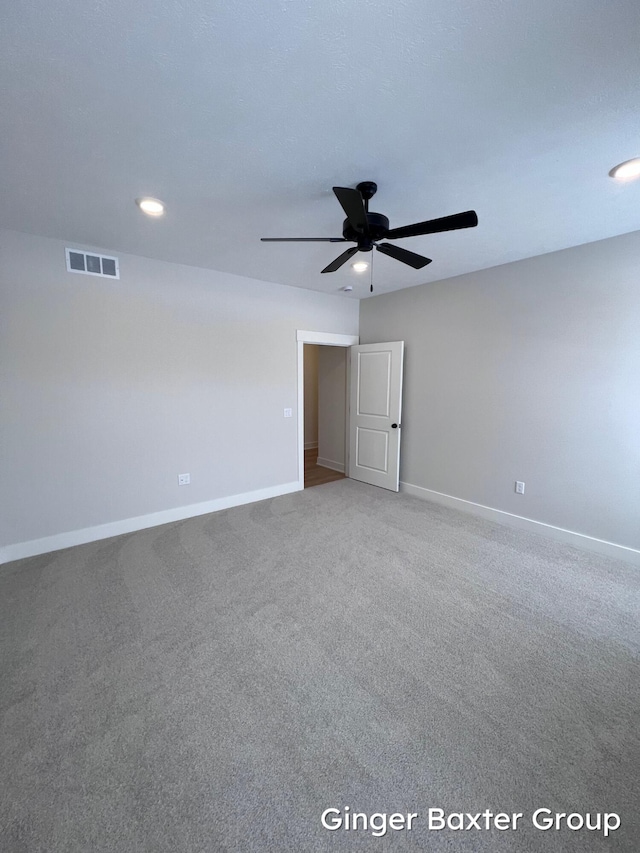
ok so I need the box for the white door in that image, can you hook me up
[348,341,404,491]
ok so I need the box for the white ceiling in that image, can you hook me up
[1,0,640,298]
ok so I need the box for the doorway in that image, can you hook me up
[303,344,347,488]
[296,331,359,490]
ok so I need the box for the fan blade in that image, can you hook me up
[376,243,432,269]
[386,210,478,240]
[333,187,368,234]
[261,237,347,242]
[321,247,359,274]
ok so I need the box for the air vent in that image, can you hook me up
[65,248,119,279]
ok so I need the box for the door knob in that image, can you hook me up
[391,423,400,428]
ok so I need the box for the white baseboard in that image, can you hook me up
[316,457,345,473]
[0,481,302,565]
[400,481,640,566]
[304,441,318,450]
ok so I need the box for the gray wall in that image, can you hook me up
[317,346,347,470]
[303,345,319,447]
[0,229,358,550]
[360,230,640,551]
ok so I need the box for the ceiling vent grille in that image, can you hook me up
[65,248,119,279]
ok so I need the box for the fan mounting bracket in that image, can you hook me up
[356,181,377,201]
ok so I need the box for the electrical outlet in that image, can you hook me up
[284,408,292,418]
[515,481,525,495]
[178,473,190,486]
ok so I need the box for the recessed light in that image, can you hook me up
[135,197,165,216]
[352,261,369,273]
[609,158,640,181]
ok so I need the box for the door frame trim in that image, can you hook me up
[296,331,359,488]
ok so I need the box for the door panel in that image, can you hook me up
[357,351,391,416]
[355,427,389,472]
[349,341,404,491]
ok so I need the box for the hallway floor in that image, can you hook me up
[304,447,346,488]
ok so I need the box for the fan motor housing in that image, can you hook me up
[342,212,389,246]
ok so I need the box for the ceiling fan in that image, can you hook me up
[261,181,478,274]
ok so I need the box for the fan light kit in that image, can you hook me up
[136,197,165,216]
[352,261,369,272]
[261,181,478,280]
[609,158,640,181]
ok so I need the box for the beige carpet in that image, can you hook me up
[1,478,639,852]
